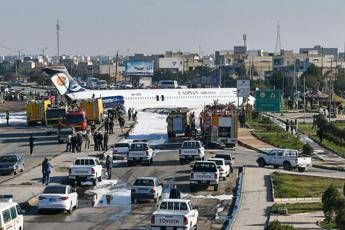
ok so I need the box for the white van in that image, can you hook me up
[0,195,24,230]
[158,80,178,89]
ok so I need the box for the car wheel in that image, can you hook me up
[298,167,306,172]
[257,158,266,167]
[67,202,73,214]
[38,209,44,214]
[227,172,230,177]
[13,170,17,175]
[92,179,97,186]
[98,176,102,182]
[283,162,292,171]
[154,197,158,203]
[127,161,132,167]
[194,223,198,230]
[75,200,78,209]
[180,159,184,165]
[214,185,218,191]
[76,180,81,186]
[131,197,135,204]
[274,165,280,169]
[190,184,195,192]
[223,177,226,181]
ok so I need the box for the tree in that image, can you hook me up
[343,183,345,197]
[266,220,295,230]
[302,143,313,156]
[268,72,294,97]
[336,209,345,230]
[299,64,324,91]
[322,184,342,223]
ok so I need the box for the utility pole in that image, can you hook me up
[304,72,306,123]
[56,19,60,64]
[219,65,222,88]
[115,50,118,84]
[329,58,333,123]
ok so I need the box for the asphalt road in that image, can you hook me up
[22,148,258,230]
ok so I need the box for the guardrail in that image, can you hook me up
[225,166,245,230]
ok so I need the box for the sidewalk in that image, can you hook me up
[232,167,273,230]
[238,128,273,152]
[270,211,323,229]
[1,119,135,204]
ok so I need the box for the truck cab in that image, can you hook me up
[63,109,87,131]
[179,140,205,164]
[127,142,153,166]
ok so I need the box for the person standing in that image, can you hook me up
[105,155,112,179]
[66,134,72,152]
[169,184,181,199]
[71,134,77,153]
[103,132,109,151]
[109,120,114,134]
[5,111,9,126]
[128,108,132,121]
[76,132,82,153]
[41,158,48,185]
[104,118,109,133]
[98,132,104,151]
[85,130,91,149]
[29,135,34,155]
[44,158,54,185]
[93,131,98,150]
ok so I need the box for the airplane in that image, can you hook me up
[43,66,252,110]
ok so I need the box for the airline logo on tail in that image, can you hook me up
[51,72,85,95]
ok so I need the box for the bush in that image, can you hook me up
[302,143,314,155]
[322,184,342,223]
[266,220,295,230]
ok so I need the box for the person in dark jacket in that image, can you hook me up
[103,132,109,151]
[41,158,48,184]
[105,155,112,179]
[71,134,77,153]
[169,184,181,199]
[29,135,34,155]
[97,132,103,151]
[93,131,98,150]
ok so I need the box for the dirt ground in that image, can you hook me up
[0,101,26,113]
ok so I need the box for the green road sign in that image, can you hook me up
[255,90,281,112]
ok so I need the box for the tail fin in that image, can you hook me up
[43,66,85,95]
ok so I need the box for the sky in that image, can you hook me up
[0,0,345,56]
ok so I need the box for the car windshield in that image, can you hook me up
[134,179,154,186]
[115,143,129,148]
[210,159,223,165]
[65,114,84,123]
[130,143,148,150]
[182,142,200,149]
[193,162,217,172]
[0,155,17,162]
[215,154,231,160]
[43,186,66,194]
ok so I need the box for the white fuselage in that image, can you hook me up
[66,88,241,110]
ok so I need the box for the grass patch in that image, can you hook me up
[319,220,337,230]
[299,123,345,158]
[271,202,322,214]
[247,117,304,150]
[271,172,345,198]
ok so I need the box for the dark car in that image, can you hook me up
[0,154,25,175]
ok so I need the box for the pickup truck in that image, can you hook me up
[190,161,219,191]
[151,199,199,230]
[256,148,312,172]
[131,177,163,203]
[127,142,153,166]
[68,157,103,186]
[208,158,230,180]
[179,140,205,164]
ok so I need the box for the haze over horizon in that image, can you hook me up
[1,0,345,56]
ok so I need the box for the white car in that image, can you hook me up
[131,177,163,203]
[0,195,23,230]
[208,158,230,180]
[127,142,154,166]
[112,142,130,155]
[38,185,78,214]
[179,140,205,164]
[151,199,199,230]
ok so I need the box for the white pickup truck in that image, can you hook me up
[179,140,205,164]
[127,142,153,166]
[68,157,103,186]
[190,161,219,191]
[151,199,199,230]
[256,148,312,172]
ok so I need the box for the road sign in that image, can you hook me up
[255,90,281,112]
[237,80,250,97]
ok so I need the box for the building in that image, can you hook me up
[158,57,184,73]
[300,45,338,59]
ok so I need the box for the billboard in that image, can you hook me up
[125,61,154,76]
[237,80,250,97]
[159,57,184,72]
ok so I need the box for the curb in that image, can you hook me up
[313,164,345,172]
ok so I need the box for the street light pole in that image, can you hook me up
[304,72,306,123]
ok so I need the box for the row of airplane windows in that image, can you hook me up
[124,95,230,101]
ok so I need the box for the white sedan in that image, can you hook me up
[209,158,230,180]
[38,185,78,214]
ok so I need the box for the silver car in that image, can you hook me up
[0,154,24,175]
